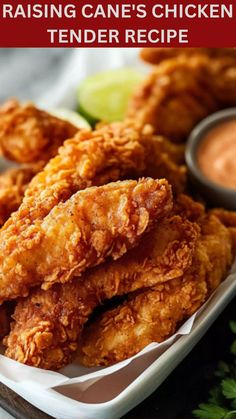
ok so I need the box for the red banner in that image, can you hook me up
[0,0,235,47]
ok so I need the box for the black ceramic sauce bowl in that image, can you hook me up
[185,108,236,210]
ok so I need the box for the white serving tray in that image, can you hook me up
[0,49,235,419]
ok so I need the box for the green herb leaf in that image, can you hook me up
[193,321,236,419]
[193,403,229,419]
[222,379,236,400]
[230,340,236,356]
[229,322,236,334]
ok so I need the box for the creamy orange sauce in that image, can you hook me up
[197,119,236,190]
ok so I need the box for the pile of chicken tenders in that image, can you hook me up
[0,48,236,370]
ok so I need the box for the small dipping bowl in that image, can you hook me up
[186,108,236,210]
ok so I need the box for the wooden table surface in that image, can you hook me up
[0,298,235,419]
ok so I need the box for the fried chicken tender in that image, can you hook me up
[148,135,185,165]
[140,48,236,65]
[141,134,186,193]
[79,215,233,366]
[0,178,172,302]
[173,194,205,222]
[0,99,78,163]
[210,208,236,255]
[0,122,148,242]
[0,121,184,297]
[128,55,236,142]
[4,214,198,369]
[0,164,43,227]
[79,278,207,367]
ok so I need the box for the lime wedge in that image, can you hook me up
[49,108,90,129]
[77,68,144,123]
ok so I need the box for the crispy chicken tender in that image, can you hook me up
[140,48,236,65]
[0,122,149,244]
[210,208,236,255]
[0,122,164,229]
[148,136,185,165]
[0,99,78,163]
[173,194,205,223]
[0,121,184,298]
[0,178,172,302]
[79,215,233,366]
[141,134,186,194]
[4,214,198,369]
[79,278,207,367]
[128,55,236,142]
[0,164,43,227]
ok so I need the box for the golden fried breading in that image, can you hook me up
[0,122,148,236]
[141,135,186,194]
[82,215,199,297]
[140,48,236,65]
[210,208,236,228]
[198,215,233,292]
[4,214,198,369]
[79,278,207,367]
[4,282,99,369]
[173,194,205,222]
[210,208,236,255]
[98,122,187,192]
[0,123,158,300]
[128,55,236,142]
[79,215,232,366]
[0,164,43,227]
[148,135,185,165]
[0,121,184,300]
[0,178,172,302]
[0,99,78,163]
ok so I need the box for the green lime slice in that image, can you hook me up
[77,68,144,123]
[49,108,91,129]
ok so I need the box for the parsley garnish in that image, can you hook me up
[193,322,236,419]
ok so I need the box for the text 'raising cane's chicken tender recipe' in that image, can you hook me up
[0,48,236,374]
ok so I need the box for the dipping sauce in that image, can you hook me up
[197,119,236,190]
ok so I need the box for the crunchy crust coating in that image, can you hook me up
[173,194,205,222]
[0,164,43,227]
[4,214,198,369]
[140,48,236,65]
[210,208,236,255]
[147,135,185,165]
[0,99,78,163]
[81,215,199,297]
[79,215,233,366]
[0,120,185,233]
[0,121,184,300]
[141,134,186,194]
[0,178,172,302]
[128,55,236,142]
[79,277,207,367]
[0,122,148,236]
[4,282,98,369]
